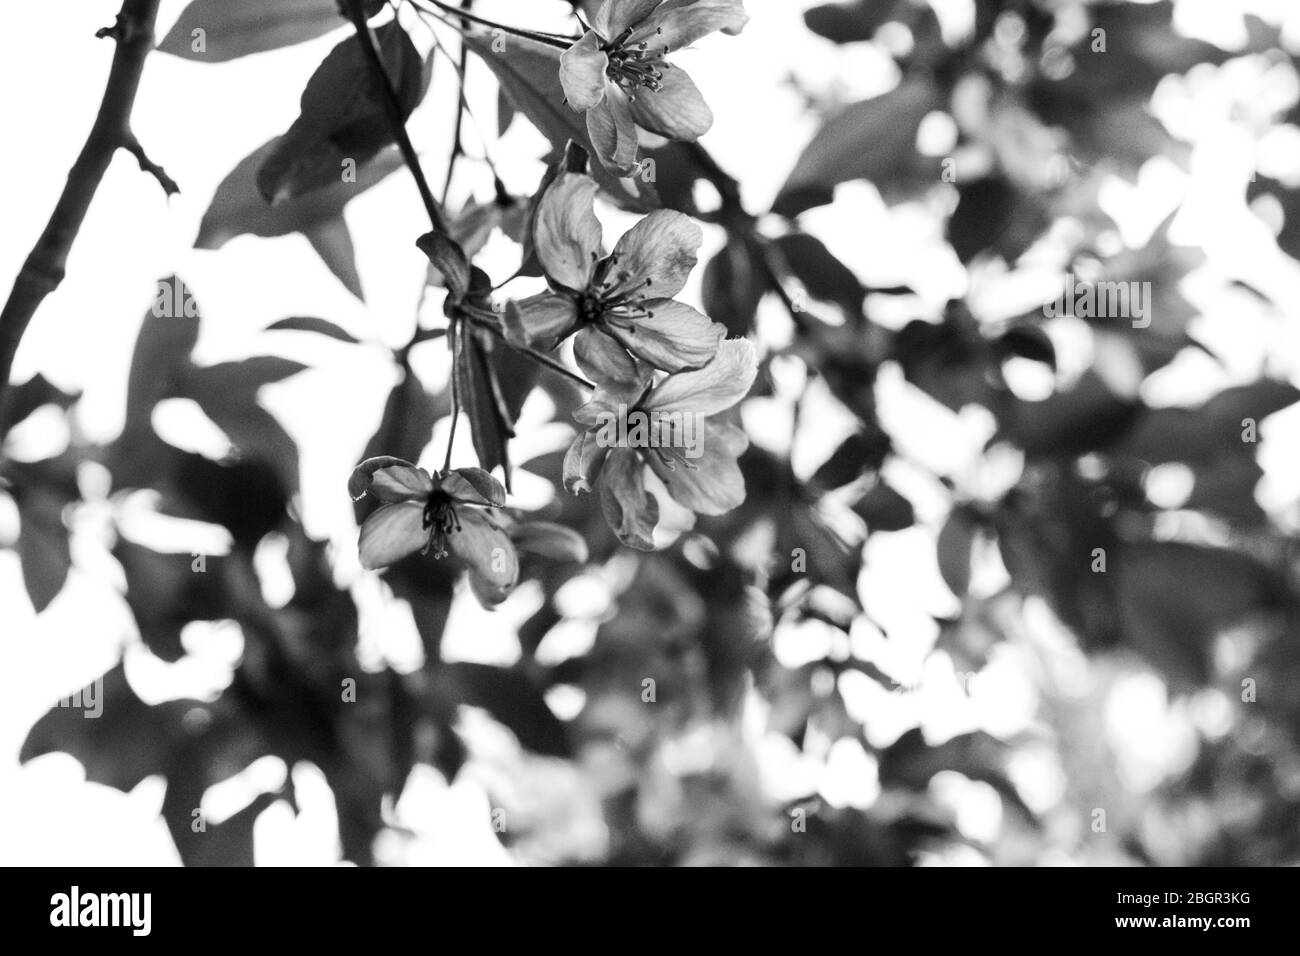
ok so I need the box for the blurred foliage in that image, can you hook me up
[7,0,1300,865]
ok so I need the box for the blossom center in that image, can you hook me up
[422,493,460,558]
[583,251,657,331]
[602,26,670,98]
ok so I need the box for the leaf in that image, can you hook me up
[114,539,227,660]
[996,324,1056,371]
[804,0,905,44]
[158,0,355,63]
[257,23,428,204]
[0,374,79,436]
[701,236,767,337]
[852,480,915,533]
[774,77,940,217]
[434,663,571,757]
[809,427,890,490]
[15,484,71,612]
[462,31,654,211]
[264,316,359,343]
[20,663,197,791]
[456,327,540,488]
[937,507,977,599]
[774,232,864,321]
[196,139,403,296]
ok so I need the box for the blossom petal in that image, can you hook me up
[370,463,436,503]
[451,509,519,606]
[612,298,723,372]
[596,0,664,38]
[642,338,757,414]
[560,31,609,111]
[535,173,603,291]
[574,326,639,383]
[563,426,610,493]
[646,419,748,515]
[439,467,506,507]
[586,88,640,176]
[604,209,702,300]
[628,66,713,141]
[634,0,749,51]
[358,502,427,570]
[599,449,659,549]
[504,293,579,351]
[510,522,590,563]
[349,456,421,500]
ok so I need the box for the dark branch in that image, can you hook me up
[0,0,163,423]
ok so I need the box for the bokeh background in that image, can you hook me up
[3,0,1300,865]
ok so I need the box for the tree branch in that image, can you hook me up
[0,0,163,420]
[344,0,448,236]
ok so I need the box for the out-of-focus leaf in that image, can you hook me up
[196,140,403,296]
[995,371,1141,459]
[20,663,197,791]
[114,539,227,661]
[810,427,891,490]
[435,663,571,757]
[462,31,654,211]
[0,374,78,436]
[774,232,864,321]
[158,0,360,63]
[774,77,940,217]
[852,480,915,532]
[257,23,428,204]
[804,0,904,44]
[937,507,977,598]
[264,316,359,343]
[15,484,71,612]
[996,324,1057,371]
[1116,542,1281,688]
[701,236,767,337]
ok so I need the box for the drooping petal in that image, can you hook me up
[563,425,610,493]
[611,299,723,372]
[603,210,702,300]
[559,31,610,111]
[586,87,640,176]
[439,467,506,507]
[504,293,579,351]
[634,0,749,51]
[628,66,713,141]
[535,173,604,291]
[646,418,748,515]
[450,509,519,607]
[358,502,427,569]
[369,463,436,503]
[574,325,639,383]
[599,449,659,549]
[596,0,664,38]
[349,456,421,500]
[642,338,757,415]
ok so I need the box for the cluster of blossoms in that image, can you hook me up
[352,0,755,603]
[561,0,749,173]
[509,169,757,550]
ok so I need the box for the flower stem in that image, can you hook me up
[412,0,576,48]
[344,0,448,235]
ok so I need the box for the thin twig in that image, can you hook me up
[0,0,163,420]
[122,133,179,196]
[441,0,473,202]
[345,0,448,235]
